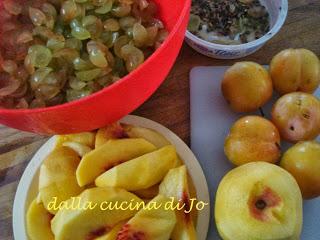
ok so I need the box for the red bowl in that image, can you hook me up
[0,0,191,134]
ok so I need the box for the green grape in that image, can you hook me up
[70,18,82,29]
[113,57,127,77]
[33,26,55,40]
[133,23,148,47]
[82,15,97,27]
[75,0,88,3]
[71,27,91,40]
[101,31,119,48]
[47,38,65,51]
[24,55,35,74]
[95,0,113,14]
[53,48,80,62]
[65,38,83,51]
[29,67,53,90]
[119,16,136,30]
[69,76,87,90]
[75,68,102,81]
[103,18,120,32]
[85,19,103,39]
[17,30,33,44]
[36,84,60,100]
[89,50,109,68]
[111,3,131,17]
[121,44,144,72]
[66,88,92,102]
[188,14,201,32]
[30,98,46,108]
[73,57,95,70]
[125,27,133,38]
[41,3,57,18]
[83,2,95,10]
[29,7,47,26]
[60,0,78,22]
[3,0,22,15]
[92,0,108,7]
[28,45,53,68]
[146,26,158,46]
[2,60,18,75]
[114,35,130,58]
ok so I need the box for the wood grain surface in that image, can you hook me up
[1,1,320,239]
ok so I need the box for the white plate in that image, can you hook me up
[190,66,320,240]
[13,115,210,240]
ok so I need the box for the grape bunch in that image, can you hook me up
[0,0,168,109]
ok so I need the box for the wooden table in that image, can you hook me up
[1,1,319,239]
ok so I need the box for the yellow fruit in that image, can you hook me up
[221,62,273,112]
[39,147,83,214]
[224,116,281,166]
[76,138,156,186]
[116,195,177,240]
[133,184,159,199]
[95,123,129,148]
[215,162,303,240]
[271,92,320,142]
[270,48,320,95]
[26,199,54,240]
[159,166,197,240]
[62,141,92,157]
[94,220,127,240]
[51,187,142,240]
[95,145,177,191]
[123,124,171,148]
[281,141,320,199]
[56,132,96,148]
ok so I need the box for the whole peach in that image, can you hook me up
[281,141,320,199]
[224,116,281,166]
[270,48,320,95]
[271,92,320,143]
[221,62,273,112]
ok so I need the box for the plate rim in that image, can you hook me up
[13,115,210,240]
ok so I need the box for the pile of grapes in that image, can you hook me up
[0,0,168,109]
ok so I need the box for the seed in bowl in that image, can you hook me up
[188,0,270,45]
[0,0,168,109]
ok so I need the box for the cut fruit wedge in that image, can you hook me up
[39,147,83,214]
[116,195,176,240]
[95,145,177,191]
[51,187,142,240]
[26,199,54,240]
[76,138,156,187]
[159,166,197,240]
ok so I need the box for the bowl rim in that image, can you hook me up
[12,115,210,240]
[0,0,191,114]
[185,0,288,50]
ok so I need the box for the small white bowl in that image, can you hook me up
[13,115,210,240]
[185,0,288,59]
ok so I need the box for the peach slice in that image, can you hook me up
[95,221,127,240]
[116,195,176,240]
[26,199,54,240]
[159,166,197,240]
[56,132,96,148]
[51,187,142,240]
[95,145,177,191]
[133,184,159,199]
[215,162,303,240]
[39,147,83,214]
[76,138,156,186]
[95,123,129,148]
[62,141,92,157]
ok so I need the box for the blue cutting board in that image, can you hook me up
[190,66,320,240]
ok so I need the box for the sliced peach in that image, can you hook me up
[39,147,83,214]
[159,166,197,240]
[95,146,177,191]
[56,132,96,148]
[76,138,156,187]
[117,195,176,240]
[95,123,129,148]
[26,199,54,240]
[95,220,127,240]
[51,187,142,240]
